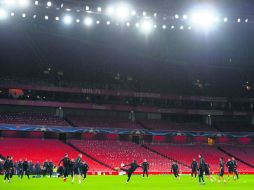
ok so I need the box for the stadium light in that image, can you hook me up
[55,16,59,21]
[162,25,167,29]
[97,7,102,12]
[76,19,80,23]
[183,14,188,19]
[10,12,15,16]
[131,10,136,16]
[35,1,38,6]
[22,13,26,18]
[223,17,228,22]
[4,0,15,7]
[116,3,130,21]
[180,25,184,30]
[190,10,217,30]
[84,17,93,26]
[96,20,100,24]
[19,0,30,7]
[47,1,52,7]
[171,25,175,29]
[175,14,179,19]
[106,20,110,25]
[245,18,248,23]
[140,19,153,34]
[0,9,7,20]
[106,6,115,15]
[237,18,241,23]
[142,11,147,16]
[63,15,72,24]
[85,6,89,11]
[45,15,49,20]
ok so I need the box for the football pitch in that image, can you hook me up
[0,175,253,190]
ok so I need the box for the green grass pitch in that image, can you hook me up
[0,175,253,190]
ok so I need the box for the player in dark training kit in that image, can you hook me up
[231,157,239,180]
[43,160,49,177]
[171,162,180,180]
[119,160,142,183]
[21,158,30,179]
[72,154,83,184]
[191,158,198,178]
[9,156,14,181]
[226,158,234,180]
[142,159,149,178]
[218,157,226,184]
[198,154,205,185]
[3,156,10,183]
[58,153,71,182]
[204,163,215,182]
[81,161,89,180]
[48,160,54,178]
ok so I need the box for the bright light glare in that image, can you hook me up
[106,6,115,15]
[140,19,153,34]
[63,15,72,24]
[35,1,38,5]
[190,10,216,29]
[116,4,130,20]
[4,0,15,6]
[84,17,93,26]
[97,7,102,12]
[47,1,52,7]
[19,0,30,7]
[0,9,7,20]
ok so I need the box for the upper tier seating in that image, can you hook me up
[67,116,143,129]
[140,120,216,132]
[0,112,69,126]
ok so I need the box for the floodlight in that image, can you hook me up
[19,0,29,7]
[63,15,72,24]
[0,9,7,20]
[84,17,93,26]
[47,1,52,7]
[140,19,153,34]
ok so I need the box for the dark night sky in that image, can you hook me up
[1,0,254,97]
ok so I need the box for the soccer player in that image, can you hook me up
[35,161,41,177]
[21,158,30,180]
[226,158,234,180]
[17,159,23,178]
[81,161,89,180]
[72,154,83,184]
[49,160,54,178]
[9,156,14,181]
[142,159,149,178]
[3,156,10,183]
[204,163,215,182]
[232,157,239,180]
[218,157,226,184]
[191,158,198,178]
[171,161,180,180]
[58,153,71,182]
[198,154,205,185]
[119,160,142,183]
[43,160,49,177]
[29,160,34,175]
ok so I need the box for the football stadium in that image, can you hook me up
[0,0,254,189]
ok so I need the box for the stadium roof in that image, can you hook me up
[0,0,254,97]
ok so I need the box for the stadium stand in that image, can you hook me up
[144,144,254,172]
[0,112,69,126]
[139,120,216,131]
[0,138,109,172]
[69,140,176,172]
[67,116,143,129]
[220,146,254,166]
